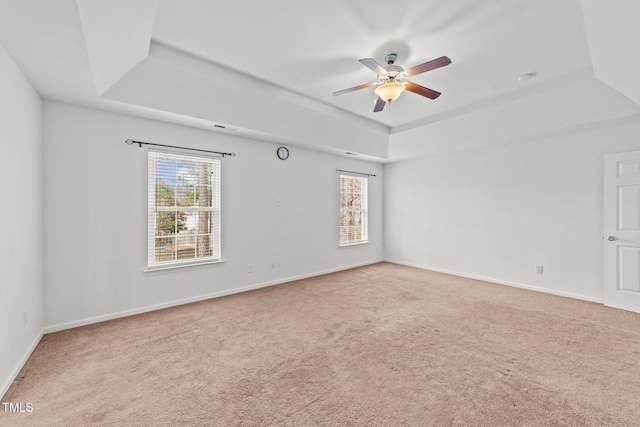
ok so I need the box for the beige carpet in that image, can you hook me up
[2,262,640,426]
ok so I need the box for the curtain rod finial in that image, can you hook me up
[125,139,134,145]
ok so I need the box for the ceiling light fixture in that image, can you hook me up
[374,81,406,102]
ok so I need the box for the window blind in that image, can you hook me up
[148,150,221,269]
[339,174,368,245]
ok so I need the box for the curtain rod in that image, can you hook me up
[336,169,376,177]
[125,139,236,157]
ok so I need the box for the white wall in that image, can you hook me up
[384,115,640,301]
[43,101,383,330]
[0,44,43,397]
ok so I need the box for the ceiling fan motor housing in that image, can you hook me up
[383,54,404,81]
[384,64,404,78]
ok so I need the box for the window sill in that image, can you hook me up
[339,241,369,248]
[144,259,226,273]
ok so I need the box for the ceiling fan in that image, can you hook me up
[333,53,451,112]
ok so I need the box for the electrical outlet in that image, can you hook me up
[23,311,28,327]
[271,260,276,269]
[535,265,544,274]
[247,264,254,273]
[276,260,281,269]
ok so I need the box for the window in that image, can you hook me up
[148,150,221,269]
[339,174,368,245]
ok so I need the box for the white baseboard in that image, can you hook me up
[1,329,43,400]
[385,259,604,304]
[44,259,384,334]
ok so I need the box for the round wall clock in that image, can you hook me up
[277,146,289,160]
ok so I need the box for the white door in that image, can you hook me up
[604,151,640,313]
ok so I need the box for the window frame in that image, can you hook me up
[339,174,369,246]
[147,149,222,271]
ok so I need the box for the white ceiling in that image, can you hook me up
[1,0,639,162]
[151,0,591,128]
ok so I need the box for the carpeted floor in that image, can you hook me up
[2,262,640,426]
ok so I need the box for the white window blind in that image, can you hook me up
[339,174,368,245]
[148,150,221,269]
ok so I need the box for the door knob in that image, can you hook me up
[607,236,615,241]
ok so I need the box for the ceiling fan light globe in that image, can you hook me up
[374,82,405,102]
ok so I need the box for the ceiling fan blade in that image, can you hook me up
[359,58,387,75]
[333,82,375,96]
[405,82,441,99]
[373,96,386,112]
[404,56,451,77]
